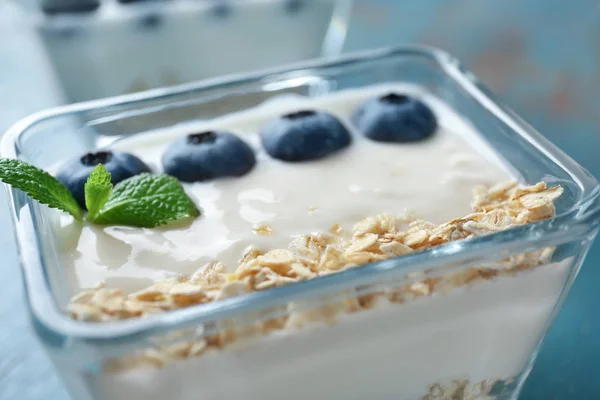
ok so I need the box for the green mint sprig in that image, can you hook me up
[85,164,113,221]
[0,159,199,228]
[84,164,200,227]
[0,158,83,221]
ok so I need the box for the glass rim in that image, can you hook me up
[2,45,600,351]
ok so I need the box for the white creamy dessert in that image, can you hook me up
[56,84,568,400]
[35,0,338,102]
[96,261,569,400]
[55,85,510,295]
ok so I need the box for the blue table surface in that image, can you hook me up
[0,1,599,399]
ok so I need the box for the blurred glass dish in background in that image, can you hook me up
[19,0,352,103]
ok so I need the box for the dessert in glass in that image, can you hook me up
[2,47,599,400]
[26,0,346,102]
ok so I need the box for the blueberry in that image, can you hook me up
[56,151,151,209]
[139,14,162,29]
[42,0,100,15]
[162,131,256,182]
[260,110,351,162]
[284,0,305,14]
[352,93,437,143]
[210,1,232,19]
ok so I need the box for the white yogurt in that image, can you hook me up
[53,85,511,295]
[96,260,570,400]
[51,84,570,400]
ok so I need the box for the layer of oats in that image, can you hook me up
[68,181,562,370]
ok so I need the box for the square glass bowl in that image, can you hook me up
[2,46,600,400]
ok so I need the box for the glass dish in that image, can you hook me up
[17,0,352,103]
[2,46,600,400]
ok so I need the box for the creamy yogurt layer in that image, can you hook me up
[55,84,569,400]
[52,85,511,295]
[97,260,569,400]
[69,178,566,400]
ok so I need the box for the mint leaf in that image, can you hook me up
[0,158,83,221]
[92,173,200,228]
[85,164,112,222]
[0,159,199,228]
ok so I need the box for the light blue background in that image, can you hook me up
[0,1,598,399]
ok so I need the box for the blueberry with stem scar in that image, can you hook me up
[162,131,256,182]
[352,93,437,143]
[56,150,151,209]
[260,110,351,162]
